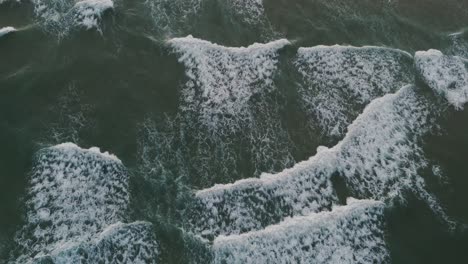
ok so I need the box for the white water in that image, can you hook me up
[188,144,337,238]
[295,45,414,137]
[31,221,159,264]
[145,0,271,37]
[165,36,294,184]
[12,144,159,263]
[415,49,468,110]
[72,0,114,30]
[188,48,468,237]
[0,26,16,38]
[32,0,113,35]
[169,36,289,129]
[213,198,389,264]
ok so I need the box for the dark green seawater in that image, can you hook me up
[1,0,468,263]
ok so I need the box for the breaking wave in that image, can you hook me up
[11,143,158,263]
[295,45,414,137]
[213,199,389,264]
[186,49,468,238]
[31,0,114,36]
[145,36,295,186]
[415,49,468,109]
[0,26,16,38]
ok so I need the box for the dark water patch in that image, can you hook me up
[0,0,35,28]
[393,0,468,32]
[264,0,448,52]
[423,107,468,225]
[387,195,468,264]
[0,124,33,262]
[273,44,324,161]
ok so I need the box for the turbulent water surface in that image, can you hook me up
[1,0,468,263]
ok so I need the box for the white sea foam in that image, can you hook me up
[72,0,114,30]
[188,81,457,238]
[145,0,270,36]
[31,0,114,35]
[169,36,289,129]
[213,198,389,264]
[145,0,201,35]
[295,45,414,137]
[221,0,268,26]
[31,222,159,264]
[0,26,16,38]
[166,36,294,184]
[13,143,131,262]
[188,146,338,238]
[415,49,468,109]
[447,30,468,58]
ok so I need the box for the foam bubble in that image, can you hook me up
[188,148,338,238]
[31,0,114,35]
[221,0,269,27]
[295,45,414,137]
[415,49,468,110]
[169,36,290,128]
[144,0,202,35]
[213,199,389,264]
[447,31,468,59]
[145,0,271,37]
[166,36,294,184]
[13,143,130,262]
[32,222,159,264]
[187,83,452,238]
[0,26,16,38]
[53,142,121,162]
[72,0,114,30]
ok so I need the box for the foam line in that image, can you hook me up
[31,0,113,35]
[165,36,294,184]
[13,143,130,262]
[415,49,468,109]
[168,36,290,129]
[295,45,414,137]
[31,222,159,264]
[213,198,389,264]
[188,73,462,238]
[0,26,17,38]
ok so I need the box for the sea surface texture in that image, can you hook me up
[1,0,468,263]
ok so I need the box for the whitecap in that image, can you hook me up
[72,0,114,30]
[187,79,459,238]
[169,36,290,128]
[31,221,159,264]
[13,143,131,262]
[415,49,468,109]
[295,45,414,137]
[31,0,114,35]
[0,26,17,38]
[165,36,294,184]
[213,198,389,264]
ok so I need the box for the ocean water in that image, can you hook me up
[1,0,468,263]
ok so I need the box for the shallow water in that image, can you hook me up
[1,0,468,263]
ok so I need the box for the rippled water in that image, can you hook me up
[1,0,468,263]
